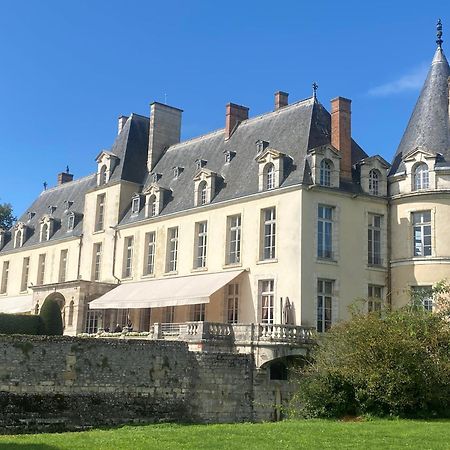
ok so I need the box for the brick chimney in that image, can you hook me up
[58,168,73,185]
[118,115,129,135]
[331,97,352,180]
[225,103,249,140]
[147,102,183,172]
[274,91,289,110]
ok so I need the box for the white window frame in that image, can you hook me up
[317,205,333,259]
[368,214,382,265]
[317,279,333,332]
[226,283,239,324]
[123,236,134,278]
[144,231,156,276]
[166,227,179,273]
[412,211,432,257]
[414,163,429,191]
[58,249,68,283]
[92,243,102,281]
[191,303,206,321]
[265,163,275,190]
[319,159,332,186]
[260,279,275,324]
[411,285,433,311]
[368,284,383,312]
[131,196,140,215]
[21,257,30,292]
[261,207,276,260]
[37,254,46,285]
[227,214,241,265]
[369,169,380,195]
[195,221,208,269]
[95,194,106,232]
[1,261,9,294]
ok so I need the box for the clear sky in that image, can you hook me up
[0,0,447,216]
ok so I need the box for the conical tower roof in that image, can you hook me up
[390,25,450,175]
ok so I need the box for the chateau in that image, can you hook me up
[0,24,448,338]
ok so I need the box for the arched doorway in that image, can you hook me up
[43,292,66,330]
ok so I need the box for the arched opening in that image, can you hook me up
[43,292,66,329]
[319,159,332,186]
[270,360,288,381]
[41,223,48,242]
[99,165,108,185]
[148,194,157,217]
[198,180,208,205]
[369,169,380,195]
[264,163,276,190]
[414,163,429,190]
[14,230,22,248]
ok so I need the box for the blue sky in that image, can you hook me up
[0,0,447,216]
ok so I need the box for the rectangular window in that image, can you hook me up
[411,285,433,311]
[195,221,208,268]
[163,306,175,323]
[21,257,30,292]
[226,283,239,324]
[37,254,46,285]
[85,310,101,334]
[412,211,432,257]
[1,261,9,294]
[317,279,333,332]
[58,249,68,283]
[368,284,383,312]
[368,214,382,265]
[92,243,102,281]
[143,232,156,276]
[95,194,106,232]
[260,279,275,324]
[123,236,134,278]
[191,303,206,321]
[317,205,333,259]
[261,207,276,260]
[166,227,179,272]
[227,215,241,265]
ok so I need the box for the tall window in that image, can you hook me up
[195,221,208,268]
[317,279,333,332]
[1,261,9,294]
[368,214,382,265]
[37,254,46,285]
[166,227,179,272]
[163,306,175,323]
[191,303,206,321]
[85,310,101,334]
[412,211,432,257]
[67,213,75,231]
[21,257,30,292]
[95,194,106,231]
[148,195,157,217]
[14,230,22,248]
[99,165,107,185]
[131,197,140,214]
[411,286,433,311]
[144,232,156,275]
[368,285,383,312]
[317,205,333,259]
[123,236,134,278]
[262,207,276,260]
[58,249,68,283]
[226,283,239,324]
[260,279,275,324]
[92,243,102,281]
[369,169,380,195]
[319,159,332,186]
[40,223,49,242]
[198,181,208,205]
[227,214,241,264]
[265,163,275,190]
[414,163,429,191]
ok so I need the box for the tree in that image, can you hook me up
[39,299,64,335]
[0,202,16,229]
[291,296,450,419]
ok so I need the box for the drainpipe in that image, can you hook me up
[110,226,121,285]
[386,197,392,310]
[76,234,83,280]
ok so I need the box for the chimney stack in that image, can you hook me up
[147,102,183,172]
[225,103,249,140]
[118,115,129,135]
[274,91,289,110]
[331,97,352,180]
[58,168,74,185]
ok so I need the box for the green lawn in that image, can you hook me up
[0,419,449,450]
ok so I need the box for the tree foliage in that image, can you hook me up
[0,203,16,230]
[39,299,64,336]
[292,292,450,419]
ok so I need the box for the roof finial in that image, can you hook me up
[312,81,318,99]
[43,181,47,191]
[436,19,443,48]
[66,165,70,174]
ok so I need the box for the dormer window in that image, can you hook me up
[0,230,6,250]
[320,159,332,187]
[414,163,429,190]
[173,166,183,179]
[151,173,161,184]
[198,181,208,205]
[99,165,108,185]
[224,151,236,164]
[264,163,275,190]
[195,159,207,170]
[131,196,141,215]
[369,169,380,195]
[149,195,157,217]
[143,185,168,218]
[13,223,28,248]
[193,168,217,206]
[49,205,57,214]
[256,140,269,154]
[256,147,285,192]
[64,200,74,211]
[67,212,75,231]
[39,215,55,242]
[15,229,22,248]
[95,151,119,186]
[27,212,35,222]
[41,223,49,242]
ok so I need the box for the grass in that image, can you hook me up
[0,419,449,450]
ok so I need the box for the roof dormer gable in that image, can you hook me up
[255,147,285,164]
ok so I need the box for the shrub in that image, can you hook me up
[292,308,450,418]
[39,299,63,336]
[0,313,45,335]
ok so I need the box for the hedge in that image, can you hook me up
[0,314,45,335]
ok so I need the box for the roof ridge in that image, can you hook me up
[38,173,96,195]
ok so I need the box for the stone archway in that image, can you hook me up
[43,292,66,329]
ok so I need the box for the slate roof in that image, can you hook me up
[390,46,450,175]
[120,97,369,225]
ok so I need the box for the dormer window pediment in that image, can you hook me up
[357,156,389,196]
[193,169,218,206]
[143,185,168,218]
[308,145,341,188]
[39,214,56,242]
[13,222,28,248]
[95,151,119,186]
[256,147,286,191]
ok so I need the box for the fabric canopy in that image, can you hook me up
[89,269,245,309]
[0,295,33,314]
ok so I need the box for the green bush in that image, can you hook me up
[39,299,63,336]
[0,313,45,335]
[292,308,450,418]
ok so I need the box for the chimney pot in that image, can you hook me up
[225,103,249,140]
[58,171,74,185]
[274,91,289,110]
[331,97,352,180]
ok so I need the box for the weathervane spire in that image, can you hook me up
[436,19,443,48]
[312,81,318,99]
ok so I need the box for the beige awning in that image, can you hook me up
[89,269,245,309]
[0,295,33,314]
